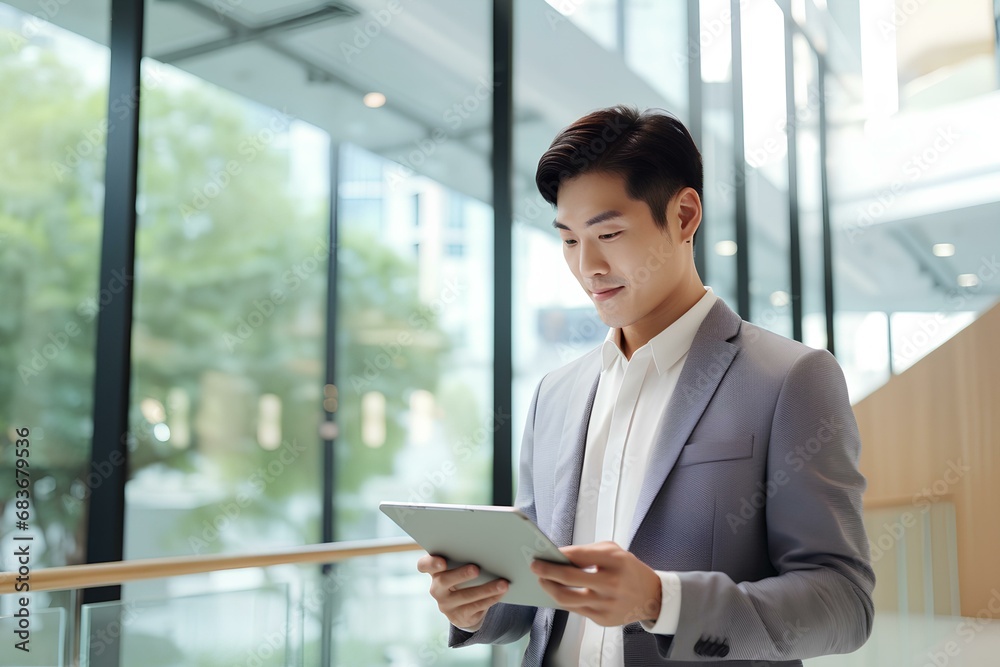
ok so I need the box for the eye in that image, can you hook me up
[598,231,621,240]
[563,238,577,247]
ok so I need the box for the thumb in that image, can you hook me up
[417,554,443,573]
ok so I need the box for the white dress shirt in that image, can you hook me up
[551,287,718,667]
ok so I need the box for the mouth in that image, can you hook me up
[590,286,624,302]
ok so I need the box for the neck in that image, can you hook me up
[620,275,706,360]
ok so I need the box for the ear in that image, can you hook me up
[674,188,702,244]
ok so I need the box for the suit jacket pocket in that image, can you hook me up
[676,435,754,466]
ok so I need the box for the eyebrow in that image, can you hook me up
[552,210,623,231]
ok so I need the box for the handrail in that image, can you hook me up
[863,494,953,510]
[4,498,955,596]
[0,537,421,595]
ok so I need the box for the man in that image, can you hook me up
[417,106,874,665]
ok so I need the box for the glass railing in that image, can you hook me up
[3,518,996,665]
[0,604,71,666]
[81,585,292,667]
[807,611,1000,667]
[0,538,518,666]
[804,499,1000,666]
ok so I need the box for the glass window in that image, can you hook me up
[0,2,110,651]
[792,32,828,350]
[544,0,618,52]
[0,0,110,573]
[513,0,692,441]
[699,0,739,309]
[741,0,792,337]
[625,0,689,117]
[323,2,496,662]
[825,61,889,400]
[128,61,330,562]
[130,1,496,663]
[828,14,1000,399]
[336,144,494,541]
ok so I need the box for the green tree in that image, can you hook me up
[0,38,107,567]
[0,35,449,566]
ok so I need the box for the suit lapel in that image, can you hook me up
[625,300,742,548]
[549,354,601,548]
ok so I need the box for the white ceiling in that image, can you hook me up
[6,0,997,315]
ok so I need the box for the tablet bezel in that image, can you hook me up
[379,501,574,609]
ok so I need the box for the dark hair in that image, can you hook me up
[535,105,703,242]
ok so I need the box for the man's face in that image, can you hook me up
[554,171,693,333]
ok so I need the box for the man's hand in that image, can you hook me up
[416,554,509,630]
[530,541,661,627]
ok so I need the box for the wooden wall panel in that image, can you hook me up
[855,302,1000,616]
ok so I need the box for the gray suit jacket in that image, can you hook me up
[450,299,875,665]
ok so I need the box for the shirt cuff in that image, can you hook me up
[457,620,483,633]
[640,571,681,635]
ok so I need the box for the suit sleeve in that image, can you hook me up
[654,348,876,662]
[449,378,545,648]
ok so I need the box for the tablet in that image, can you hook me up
[379,501,575,609]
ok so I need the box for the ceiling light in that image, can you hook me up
[363,92,386,108]
[715,240,738,256]
[932,243,955,257]
[957,274,980,287]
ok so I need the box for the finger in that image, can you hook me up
[452,590,508,622]
[437,563,483,589]
[440,579,508,610]
[416,554,446,574]
[531,560,594,588]
[559,542,621,568]
[537,578,598,608]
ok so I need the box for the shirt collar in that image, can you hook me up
[600,287,718,374]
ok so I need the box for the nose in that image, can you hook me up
[578,239,609,277]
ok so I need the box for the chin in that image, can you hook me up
[594,306,633,330]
